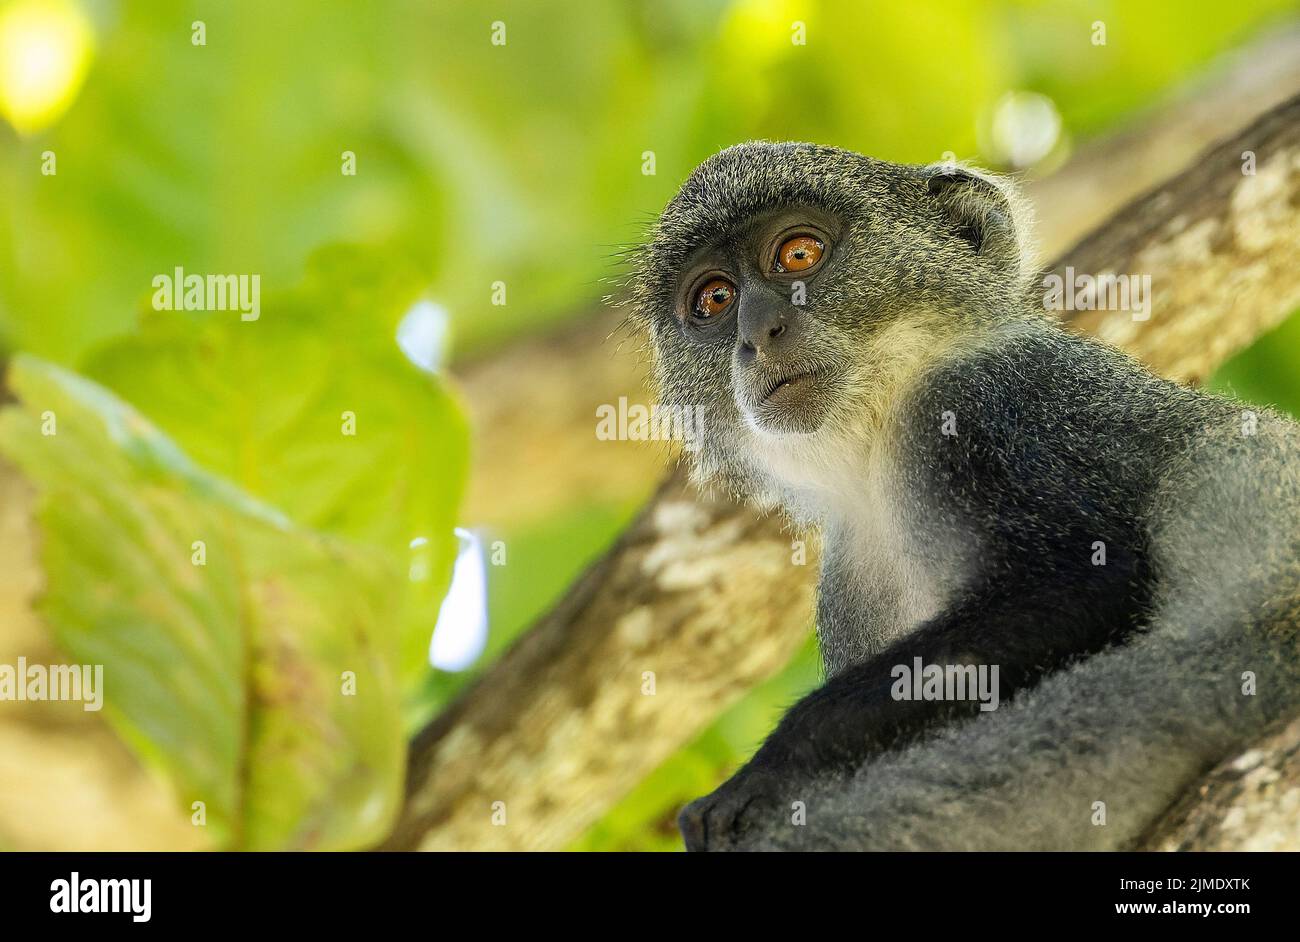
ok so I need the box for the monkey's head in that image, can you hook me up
[631,141,1034,508]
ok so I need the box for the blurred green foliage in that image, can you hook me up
[0,0,473,847]
[1208,309,1300,418]
[1,0,1297,851]
[0,356,407,849]
[82,247,469,696]
[3,0,1297,365]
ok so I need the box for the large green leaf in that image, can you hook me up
[0,354,405,849]
[82,247,470,695]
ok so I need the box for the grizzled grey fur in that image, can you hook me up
[630,141,1300,851]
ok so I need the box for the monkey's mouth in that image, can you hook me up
[759,371,820,406]
[744,369,833,435]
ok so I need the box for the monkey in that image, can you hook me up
[628,141,1300,851]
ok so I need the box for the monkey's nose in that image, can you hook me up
[738,305,793,359]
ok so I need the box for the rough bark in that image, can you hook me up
[394,468,806,850]
[1028,24,1300,260]
[1059,95,1300,384]
[1139,718,1300,851]
[385,94,1300,851]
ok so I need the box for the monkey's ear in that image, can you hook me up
[922,165,1023,273]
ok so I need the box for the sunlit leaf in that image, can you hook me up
[83,247,470,699]
[0,354,405,849]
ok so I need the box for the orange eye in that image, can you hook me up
[775,235,824,273]
[694,278,736,318]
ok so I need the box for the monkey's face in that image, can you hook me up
[633,141,1028,496]
[669,203,852,437]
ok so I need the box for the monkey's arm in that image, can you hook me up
[678,570,1150,850]
[788,575,1146,763]
[731,623,1295,851]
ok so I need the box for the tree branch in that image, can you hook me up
[1139,717,1300,851]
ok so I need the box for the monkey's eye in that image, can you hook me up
[774,235,825,273]
[693,278,736,319]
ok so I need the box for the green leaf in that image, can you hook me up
[1206,306,1300,420]
[82,246,470,695]
[0,354,405,849]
